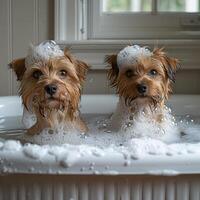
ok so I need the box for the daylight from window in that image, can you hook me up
[103,0,200,12]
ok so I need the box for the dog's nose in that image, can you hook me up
[45,84,57,95]
[137,84,147,94]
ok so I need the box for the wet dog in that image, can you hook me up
[106,45,180,142]
[10,41,89,135]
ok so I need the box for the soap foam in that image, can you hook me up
[110,99,180,143]
[0,114,200,174]
[2,109,200,164]
[120,109,180,143]
[25,40,64,68]
[22,125,82,145]
[117,45,152,69]
[20,110,200,148]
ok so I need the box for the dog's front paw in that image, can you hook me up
[26,124,43,135]
[72,116,88,133]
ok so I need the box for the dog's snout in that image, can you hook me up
[45,84,57,95]
[137,84,147,94]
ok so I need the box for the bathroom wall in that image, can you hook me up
[0,0,54,96]
[0,0,200,96]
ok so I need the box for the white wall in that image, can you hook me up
[0,0,54,96]
[0,0,200,96]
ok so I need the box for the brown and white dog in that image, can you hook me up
[10,41,89,135]
[106,45,180,142]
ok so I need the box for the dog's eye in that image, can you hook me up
[58,70,67,78]
[149,69,158,76]
[125,69,134,78]
[32,70,43,79]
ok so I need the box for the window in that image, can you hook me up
[54,0,200,71]
[103,0,151,12]
[157,0,200,12]
[55,0,200,41]
[103,0,200,13]
[88,0,200,39]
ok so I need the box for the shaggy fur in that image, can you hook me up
[10,49,89,135]
[106,47,180,141]
[107,47,179,107]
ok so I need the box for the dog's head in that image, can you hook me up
[106,45,179,107]
[10,41,89,120]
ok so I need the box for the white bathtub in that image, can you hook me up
[0,95,200,200]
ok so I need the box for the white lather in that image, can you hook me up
[25,40,64,68]
[110,98,180,143]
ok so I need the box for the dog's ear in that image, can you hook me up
[64,48,89,85]
[105,54,119,87]
[75,59,90,85]
[64,48,74,63]
[9,58,26,81]
[153,48,180,83]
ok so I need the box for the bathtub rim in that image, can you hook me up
[0,94,200,176]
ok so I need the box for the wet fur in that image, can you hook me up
[10,49,89,135]
[106,47,179,125]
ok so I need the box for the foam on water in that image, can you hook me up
[22,125,82,145]
[0,114,200,175]
[0,110,200,167]
[178,117,200,143]
[109,99,181,143]
[21,114,123,146]
[19,109,200,147]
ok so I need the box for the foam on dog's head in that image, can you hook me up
[25,40,64,68]
[117,45,152,70]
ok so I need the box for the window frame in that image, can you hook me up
[88,0,200,40]
[54,0,200,71]
[55,0,88,41]
[55,0,200,41]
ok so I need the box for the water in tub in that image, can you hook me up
[1,101,200,174]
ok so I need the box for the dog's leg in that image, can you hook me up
[26,111,51,135]
[27,122,45,135]
[74,116,88,133]
[155,113,164,123]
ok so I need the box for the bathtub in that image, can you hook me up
[0,94,200,200]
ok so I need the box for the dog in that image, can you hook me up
[9,40,89,135]
[106,45,180,142]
